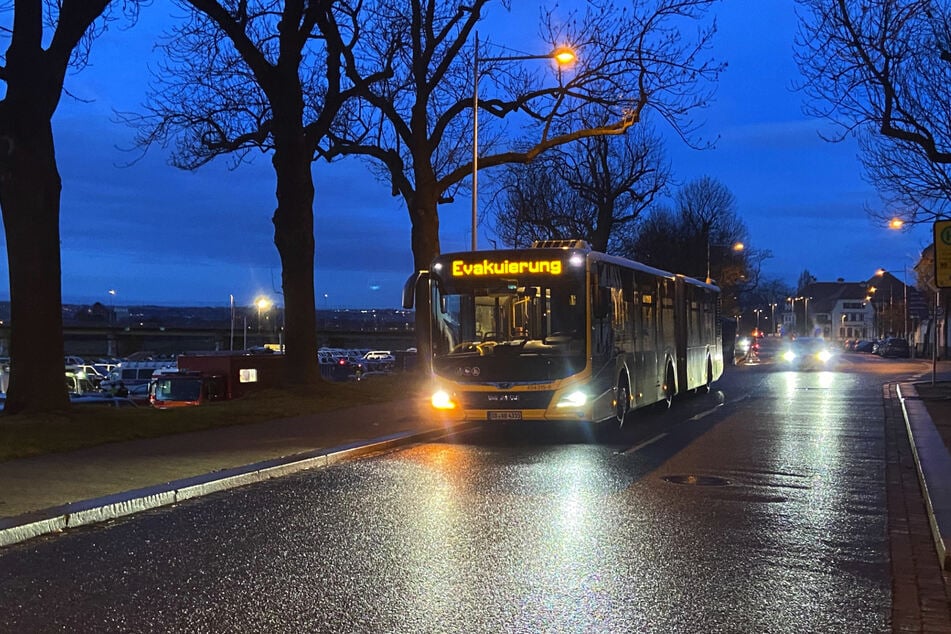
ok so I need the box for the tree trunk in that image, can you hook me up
[272,138,320,387]
[408,191,441,366]
[590,203,615,252]
[0,117,69,414]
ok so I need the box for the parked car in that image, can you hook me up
[853,339,875,353]
[877,337,910,358]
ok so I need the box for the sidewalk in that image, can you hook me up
[0,397,473,547]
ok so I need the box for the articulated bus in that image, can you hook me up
[404,240,724,426]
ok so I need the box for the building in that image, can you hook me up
[783,280,875,341]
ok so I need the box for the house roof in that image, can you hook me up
[800,281,870,314]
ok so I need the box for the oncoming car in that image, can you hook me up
[780,337,836,370]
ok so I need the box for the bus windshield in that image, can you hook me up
[431,276,587,382]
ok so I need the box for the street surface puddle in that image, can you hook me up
[662,474,730,486]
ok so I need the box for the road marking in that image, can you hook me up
[623,432,668,455]
[689,402,725,421]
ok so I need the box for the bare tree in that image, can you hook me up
[324,0,723,351]
[617,177,769,315]
[127,1,383,386]
[795,0,951,225]
[491,121,670,252]
[673,175,746,281]
[860,132,951,224]
[616,203,691,270]
[490,154,583,248]
[0,1,140,415]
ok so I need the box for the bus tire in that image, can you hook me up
[663,363,675,408]
[615,373,630,427]
[701,358,713,394]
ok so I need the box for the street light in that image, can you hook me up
[788,295,812,336]
[255,296,272,333]
[875,267,909,338]
[107,289,117,324]
[471,33,575,250]
[706,241,744,284]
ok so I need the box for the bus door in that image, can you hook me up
[592,263,619,365]
[635,276,660,401]
[673,277,689,390]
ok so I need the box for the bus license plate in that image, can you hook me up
[488,411,523,421]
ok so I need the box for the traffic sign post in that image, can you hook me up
[932,220,951,383]
[934,220,951,288]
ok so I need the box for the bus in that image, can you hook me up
[403,240,724,425]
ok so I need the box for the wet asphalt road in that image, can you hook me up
[0,347,932,633]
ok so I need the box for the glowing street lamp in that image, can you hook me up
[471,34,576,250]
[107,289,117,324]
[255,296,272,333]
[706,241,744,284]
[875,267,909,338]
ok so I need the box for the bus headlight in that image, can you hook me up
[556,390,587,408]
[431,389,456,410]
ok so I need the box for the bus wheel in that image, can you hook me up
[615,375,630,427]
[700,359,713,394]
[663,364,676,408]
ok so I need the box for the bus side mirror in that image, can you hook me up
[402,271,429,309]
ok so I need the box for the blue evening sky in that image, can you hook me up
[13,1,930,308]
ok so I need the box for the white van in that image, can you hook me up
[103,360,177,388]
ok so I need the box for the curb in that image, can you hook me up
[897,382,951,570]
[0,421,477,549]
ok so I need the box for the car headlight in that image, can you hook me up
[556,390,587,408]
[818,350,832,362]
[431,390,456,410]
[783,350,796,362]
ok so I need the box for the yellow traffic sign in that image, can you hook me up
[935,220,951,288]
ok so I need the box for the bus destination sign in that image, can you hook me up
[451,258,563,277]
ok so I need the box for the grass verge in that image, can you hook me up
[0,373,424,462]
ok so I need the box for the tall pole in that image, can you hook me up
[705,235,711,284]
[229,294,235,351]
[471,31,479,252]
[934,290,939,385]
[469,37,575,252]
[903,268,908,339]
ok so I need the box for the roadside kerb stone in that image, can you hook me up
[0,422,477,549]
[898,382,951,570]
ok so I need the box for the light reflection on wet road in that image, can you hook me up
[0,353,929,632]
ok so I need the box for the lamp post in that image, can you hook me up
[769,302,777,335]
[472,33,575,251]
[107,289,116,324]
[804,296,811,335]
[255,296,272,334]
[705,240,744,284]
[788,295,811,336]
[875,267,909,338]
